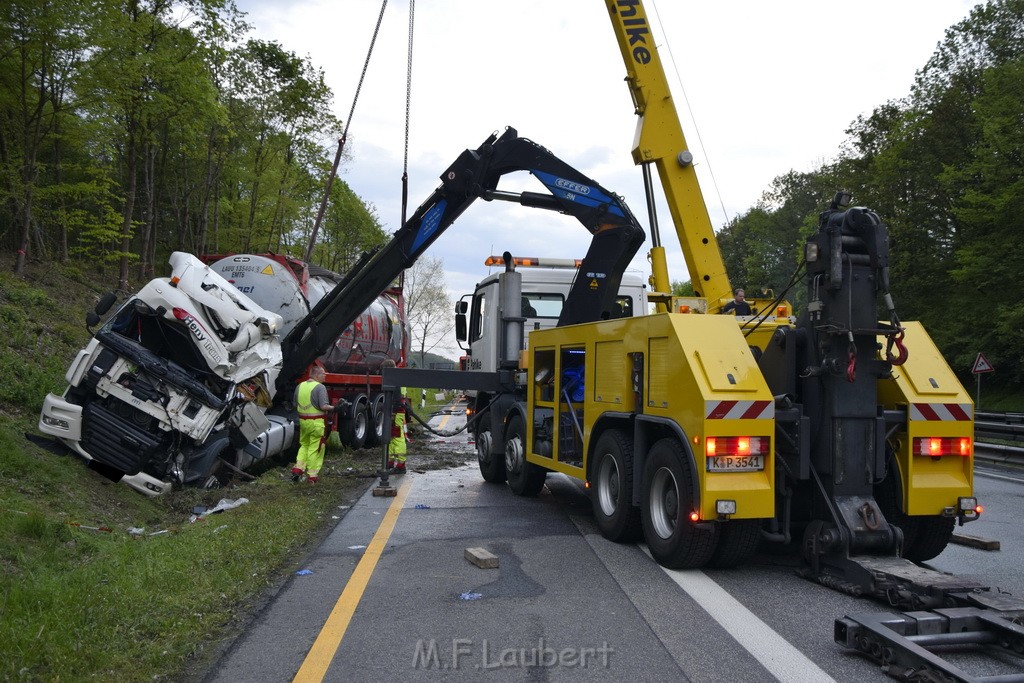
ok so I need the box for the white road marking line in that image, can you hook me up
[642,546,837,683]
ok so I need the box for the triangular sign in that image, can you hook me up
[971,352,994,374]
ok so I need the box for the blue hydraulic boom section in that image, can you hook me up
[275,127,645,395]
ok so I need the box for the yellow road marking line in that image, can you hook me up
[293,479,412,682]
[438,413,450,430]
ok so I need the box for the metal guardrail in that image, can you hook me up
[975,421,1024,442]
[975,411,1024,423]
[972,411,1024,464]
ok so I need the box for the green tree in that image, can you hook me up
[941,57,1024,382]
[0,0,93,272]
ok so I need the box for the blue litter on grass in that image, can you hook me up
[295,569,313,575]
[415,504,431,509]
[459,592,483,601]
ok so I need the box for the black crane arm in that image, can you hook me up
[275,127,645,395]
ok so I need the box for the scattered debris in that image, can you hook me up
[212,525,228,533]
[465,547,499,569]
[951,532,1001,551]
[348,545,367,550]
[69,523,112,533]
[414,504,431,510]
[295,569,313,576]
[189,498,249,523]
[127,527,145,536]
[458,592,483,601]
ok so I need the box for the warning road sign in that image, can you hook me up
[971,352,994,374]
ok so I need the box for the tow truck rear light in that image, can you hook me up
[776,305,788,318]
[715,499,737,515]
[706,436,769,457]
[912,437,972,457]
[958,496,982,519]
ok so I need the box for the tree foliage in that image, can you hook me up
[403,255,453,360]
[0,0,381,283]
[719,0,1024,388]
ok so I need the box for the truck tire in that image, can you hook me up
[874,468,953,562]
[340,402,368,450]
[476,419,506,483]
[591,429,641,542]
[904,517,955,563]
[365,395,385,447]
[641,437,718,568]
[707,519,761,568]
[505,415,545,496]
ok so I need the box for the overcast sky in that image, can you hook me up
[235,0,976,359]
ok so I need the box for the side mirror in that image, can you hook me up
[86,311,101,328]
[95,291,117,316]
[455,300,468,315]
[455,313,467,342]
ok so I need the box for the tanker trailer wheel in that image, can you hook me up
[641,438,718,568]
[365,395,385,447]
[476,415,506,483]
[340,401,368,450]
[591,429,641,542]
[505,415,545,496]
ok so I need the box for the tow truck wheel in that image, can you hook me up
[592,429,641,542]
[707,519,761,568]
[875,471,954,562]
[641,437,718,569]
[904,517,955,563]
[505,415,545,496]
[476,420,506,483]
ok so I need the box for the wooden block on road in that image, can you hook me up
[372,486,397,497]
[951,532,1000,551]
[465,547,499,569]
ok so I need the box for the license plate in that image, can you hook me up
[707,455,764,472]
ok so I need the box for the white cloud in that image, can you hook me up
[237,0,976,358]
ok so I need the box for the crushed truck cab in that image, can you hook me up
[39,253,283,495]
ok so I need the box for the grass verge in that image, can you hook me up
[0,264,387,681]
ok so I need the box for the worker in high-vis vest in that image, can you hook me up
[381,359,408,474]
[292,366,335,483]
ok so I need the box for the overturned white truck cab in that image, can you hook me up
[39,252,290,496]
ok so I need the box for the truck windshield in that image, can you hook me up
[101,302,224,387]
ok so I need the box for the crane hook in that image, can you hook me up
[886,330,908,366]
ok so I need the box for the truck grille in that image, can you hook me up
[81,401,171,475]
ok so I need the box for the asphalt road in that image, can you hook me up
[204,413,1024,682]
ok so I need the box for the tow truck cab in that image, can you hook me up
[457,256,648,375]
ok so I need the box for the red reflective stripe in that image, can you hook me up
[707,401,736,420]
[946,404,971,421]
[741,401,770,419]
[299,415,325,420]
[915,404,941,421]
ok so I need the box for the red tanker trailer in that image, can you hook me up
[207,253,408,449]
